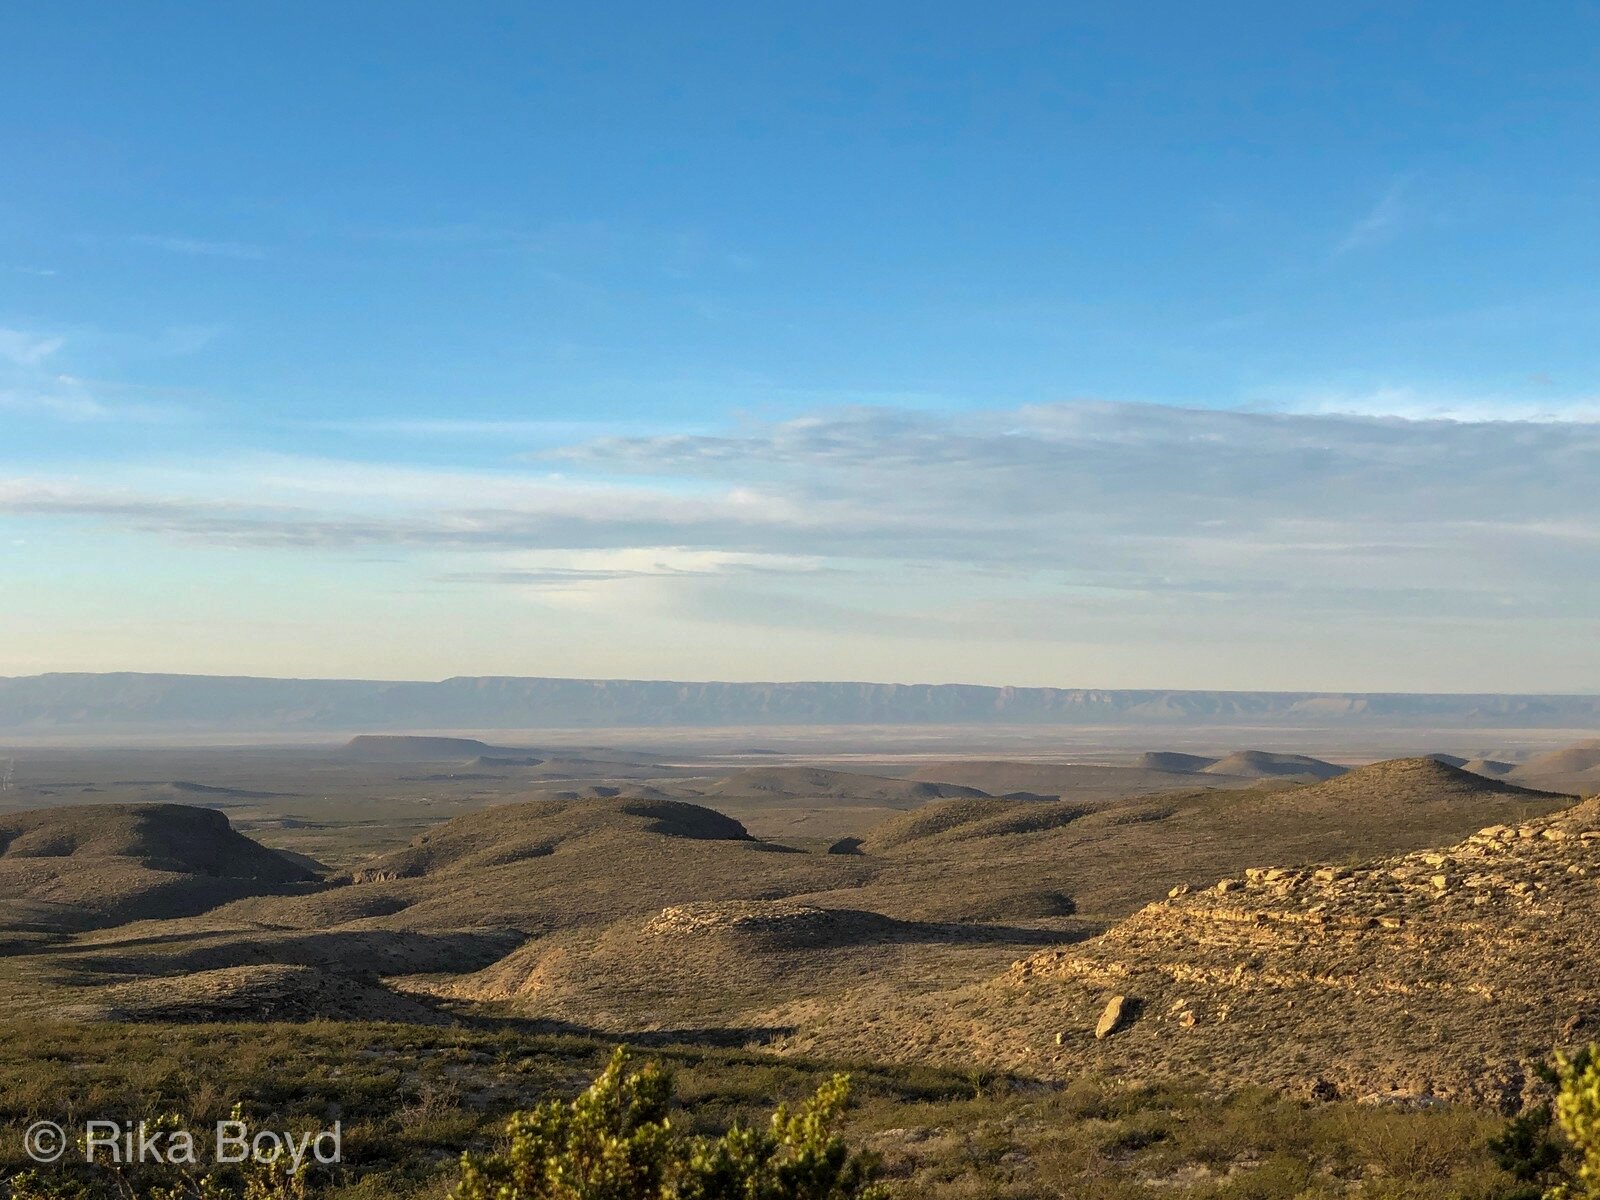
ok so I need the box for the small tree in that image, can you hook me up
[449,1047,888,1200]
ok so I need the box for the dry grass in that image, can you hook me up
[0,1021,1534,1200]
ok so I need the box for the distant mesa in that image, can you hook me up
[1136,751,1219,773]
[1460,757,1515,777]
[1424,753,1469,768]
[338,735,527,762]
[8,672,1600,733]
[1202,750,1345,780]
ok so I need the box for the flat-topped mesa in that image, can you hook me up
[337,734,510,761]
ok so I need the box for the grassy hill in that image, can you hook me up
[1201,750,1345,779]
[0,804,316,934]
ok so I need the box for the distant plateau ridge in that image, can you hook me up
[2,672,1600,735]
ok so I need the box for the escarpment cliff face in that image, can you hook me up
[7,671,1600,732]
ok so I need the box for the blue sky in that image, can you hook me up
[3,3,1599,690]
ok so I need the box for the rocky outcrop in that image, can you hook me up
[995,797,1600,1107]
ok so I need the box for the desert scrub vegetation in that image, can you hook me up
[0,1020,1567,1200]
[1485,1045,1600,1200]
[0,1023,953,1200]
[1515,1044,1600,1200]
[450,1047,885,1199]
[1551,1045,1600,1198]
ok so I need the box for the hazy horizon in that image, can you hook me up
[7,667,1600,698]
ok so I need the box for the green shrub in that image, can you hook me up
[448,1046,887,1200]
[1549,1045,1600,1200]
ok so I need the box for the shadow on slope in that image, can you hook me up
[0,804,319,932]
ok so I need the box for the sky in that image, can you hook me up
[3,2,1599,691]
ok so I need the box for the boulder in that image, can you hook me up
[1095,994,1133,1039]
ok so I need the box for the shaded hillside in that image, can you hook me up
[0,804,316,931]
[345,797,752,882]
[70,963,452,1024]
[0,804,312,881]
[18,796,870,1020]
[704,766,990,804]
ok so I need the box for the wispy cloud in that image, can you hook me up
[0,326,185,422]
[8,399,1600,686]
[1274,385,1600,423]
[309,417,626,440]
[1334,178,1412,255]
[0,328,65,367]
[126,235,269,261]
[0,387,112,421]
[4,402,1597,613]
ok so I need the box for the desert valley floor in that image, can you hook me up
[3,727,1600,1196]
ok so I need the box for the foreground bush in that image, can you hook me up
[1492,1045,1600,1200]
[449,1047,887,1200]
[1550,1045,1600,1199]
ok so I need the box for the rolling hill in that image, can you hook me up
[1513,737,1600,778]
[1201,750,1345,779]
[0,804,316,932]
